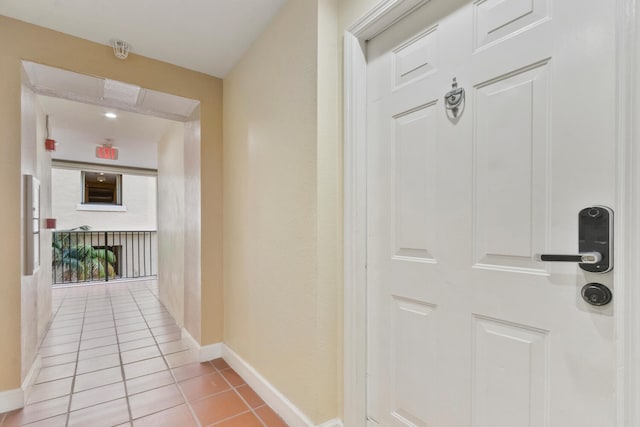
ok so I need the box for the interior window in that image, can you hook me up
[82,171,122,205]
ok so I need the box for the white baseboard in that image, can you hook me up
[199,342,222,361]
[0,353,43,413]
[22,354,42,398]
[180,328,222,362]
[317,419,344,427]
[222,344,343,427]
[181,327,199,350]
[0,387,23,414]
[222,344,314,427]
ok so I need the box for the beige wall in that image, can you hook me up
[223,0,319,421]
[157,122,186,326]
[338,0,379,32]
[20,79,53,381]
[223,0,344,423]
[1,0,385,412]
[0,16,223,391]
[222,0,383,422]
[184,115,204,341]
[156,116,204,341]
[317,0,342,419]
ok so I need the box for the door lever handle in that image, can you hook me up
[536,252,602,264]
[538,206,612,273]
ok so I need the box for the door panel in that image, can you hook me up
[366,0,616,426]
[473,61,549,273]
[393,102,438,262]
[392,26,439,88]
[472,315,548,427]
[473,0,550,50]
[391,297,437,426]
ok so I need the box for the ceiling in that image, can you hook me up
[0,0,286,77]
[24,61,202,170]
[39,95,175,169]
[39,95,173,147]
[24,61,200,121]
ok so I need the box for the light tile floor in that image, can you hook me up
[0,280,288,427]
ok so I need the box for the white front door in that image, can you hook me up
[366,1,617,426]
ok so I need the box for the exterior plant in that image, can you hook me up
[52,226,117,283]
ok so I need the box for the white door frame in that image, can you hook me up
[342,1,640,426]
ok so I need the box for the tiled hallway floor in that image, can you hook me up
[0,280,288,427]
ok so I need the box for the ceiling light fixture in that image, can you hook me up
[111,40,130,60]
[105,112,117,119]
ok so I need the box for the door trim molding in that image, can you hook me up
[343,2,430,426]
[618,1,640,426]
[343,1,639,426]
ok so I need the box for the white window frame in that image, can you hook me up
[81,170,123,206]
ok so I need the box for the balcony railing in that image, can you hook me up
[52,230,157,285]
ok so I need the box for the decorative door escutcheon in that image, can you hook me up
[444,77,465,118]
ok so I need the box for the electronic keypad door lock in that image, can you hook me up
[536,206,613,273]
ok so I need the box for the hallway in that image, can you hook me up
[0,281,288,427]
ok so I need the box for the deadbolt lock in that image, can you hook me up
[581,283,612,306]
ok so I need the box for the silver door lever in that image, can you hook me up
[535,252,602,264]
[536,206,612,273]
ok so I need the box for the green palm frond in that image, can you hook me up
[52,226,117,283]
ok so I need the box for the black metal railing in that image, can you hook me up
[52,230,157,285]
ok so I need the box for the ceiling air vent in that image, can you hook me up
[103,79,141,106]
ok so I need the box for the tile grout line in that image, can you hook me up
[206,409,253,426]
[139,281,271,427]
[36,288,70,351]
[145,285,206,427]
[109,285,136,426]
[213,365,269,427]
[126,282,203,426]
[25,288,74,408]
[50,293,137,417]
[6,282,284,427]
[64,292,89,427]
[9,289,77,426]
[140,281,205,427]
[3,286,152,426]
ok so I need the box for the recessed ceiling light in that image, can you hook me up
[105,112,117,119]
